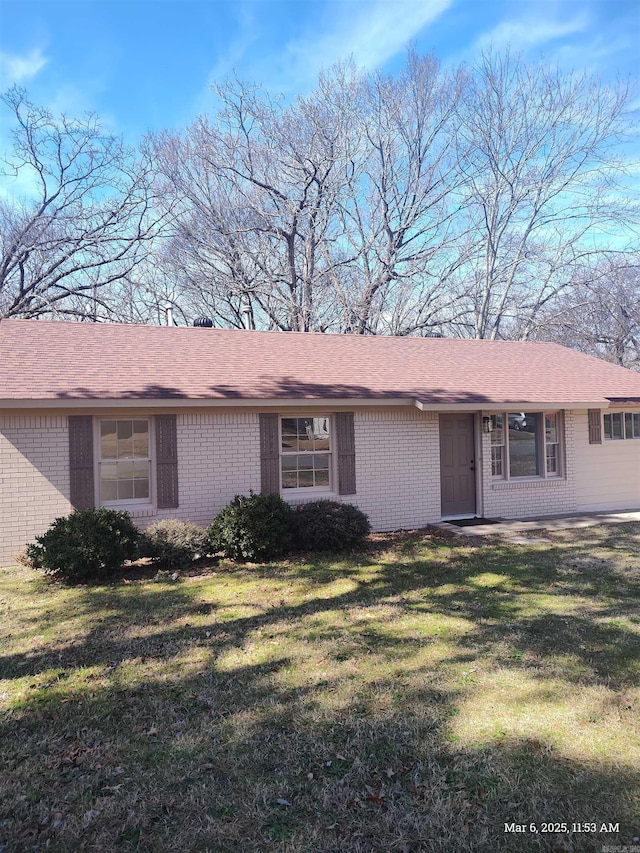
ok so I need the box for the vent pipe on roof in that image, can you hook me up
[193,317,214,328]
[164,302,174,327]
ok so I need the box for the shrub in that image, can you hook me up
[209,492,293,561]
[292,500,371,552]
[26,508,139,582]
[140,519,209,568]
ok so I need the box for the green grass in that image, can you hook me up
[1,524,639,852]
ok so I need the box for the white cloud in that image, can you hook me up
[299,0,452,73]
[240,0,452,95]
[0,47,48,86]
[473,12,590,54]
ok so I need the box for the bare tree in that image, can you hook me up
[155,65,360,331]
[534,257,640,369]
[0,87,170,319]
[334,52,470,335]
[451,51,637,339]
[146,50,637,338]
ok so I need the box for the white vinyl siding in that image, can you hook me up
[574,410,640,512]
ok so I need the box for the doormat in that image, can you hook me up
[449,517,501,527]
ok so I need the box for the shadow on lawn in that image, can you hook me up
[0,660,637,852]
[1,538,638,693]
[1,531,640,851]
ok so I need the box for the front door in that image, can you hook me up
[439,413,476,516]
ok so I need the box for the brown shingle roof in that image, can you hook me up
[2,319,640,406]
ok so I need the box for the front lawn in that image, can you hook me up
[1,524,638,852]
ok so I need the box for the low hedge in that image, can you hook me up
[26,508,140,582]
[139,519,209,568]
[209,492,293,561]
[292,500,371,551]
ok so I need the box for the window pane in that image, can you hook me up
[101,461,117,481]
[612,412,623,440]
[100,421,117,459]
[134,478,149,499]
[314,469,330,487]
[100,478,117,502]
[491,445,503,477]
[604,413,612,440]
[625,413,633,439]
[133,460,149,478]
[546,444,558,475]
[634,413,640,438]
[297,454,313,471]
[117,479,134,500]
[281,455,297,471]
[545,414,558,444]
[117,420,134,458]
[298,470,314,487]
[281,418,298,451]
[509,413,539,477]
[282,470,298,489]
[298,418,315,452]
[490,414,504,445]
[115,460,134,479]
[313,417,330,450]
[313,454,329,470]
[132,420,149,457]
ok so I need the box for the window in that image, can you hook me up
[490,414,504,476]
[99,419,151,503]
[490,411,562,479]
[604,411,640,440]
[281,416,331,490]
[545,414,559,475]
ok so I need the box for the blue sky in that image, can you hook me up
[0,0,638,145]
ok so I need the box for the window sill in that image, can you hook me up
[100,502,157,518]
[282,490,338,504]
[491,478,566,489]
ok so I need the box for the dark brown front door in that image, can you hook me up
[439,414,476,516]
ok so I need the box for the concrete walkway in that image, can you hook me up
[437,510,640,544]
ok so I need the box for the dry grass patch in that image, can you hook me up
[1,525,639,852]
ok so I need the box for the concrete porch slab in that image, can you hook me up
[435,510,640,541]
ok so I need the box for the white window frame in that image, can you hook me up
[94,417,154,508]
[279,414,334,496]
[604,410,640,440]
[490,411,564,481]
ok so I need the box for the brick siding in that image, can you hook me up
[0,416,73,567]
[3,405,637,568]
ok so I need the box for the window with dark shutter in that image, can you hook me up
[588,409,602,445]
[69,415,95,509]
[259,413,280,494]
[156,414,179,508]
[335,412,356,495]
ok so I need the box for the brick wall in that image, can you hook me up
[0,415,72,567]
[480,410,577,519]
[7,404,630,567]
[351,409,441,530]
[151,412,261,528]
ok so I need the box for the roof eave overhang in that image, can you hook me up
[0,396,615,411]
[413,399,610,412]
[0,396,416,410]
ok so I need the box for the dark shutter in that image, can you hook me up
[156,414,179,508]
[69,415,95,509]
[588,409,602,444]
[260,413,280,494]
[335,412,356,495]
